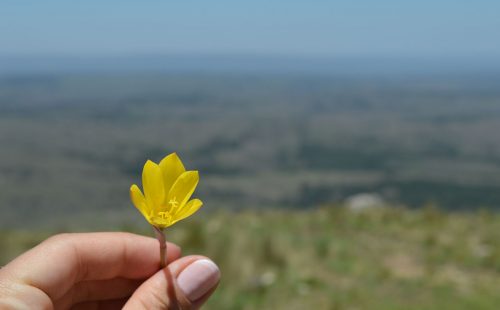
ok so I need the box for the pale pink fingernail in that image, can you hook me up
[177,259,220,301]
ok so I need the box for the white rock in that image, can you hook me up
[345,193,385,211]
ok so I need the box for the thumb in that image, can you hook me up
[124,256,220,310]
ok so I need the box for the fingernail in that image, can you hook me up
[177,259,220,301]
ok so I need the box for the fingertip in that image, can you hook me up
[124,256,220,309]
[176,259,220,302]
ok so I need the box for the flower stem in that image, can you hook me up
[153,226,167,269]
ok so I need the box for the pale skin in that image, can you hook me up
[0,232,220,309]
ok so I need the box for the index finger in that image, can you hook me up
[0,232,181,301]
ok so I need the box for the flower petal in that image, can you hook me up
[142,160,165,211]
[173,199,203,224]
[130,184,150,220]
[159,153,186,197]
[168,170,199,209]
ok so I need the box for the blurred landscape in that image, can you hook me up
[1,59,500,309]
[2,1,500,308]
[1,67,500,228]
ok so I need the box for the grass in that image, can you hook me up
[1,206,500,309]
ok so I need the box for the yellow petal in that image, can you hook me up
[173,199,203,224]
[159,153,186,196]
[130,184,150,220]
[142,160,165,211]
[167,171,199,209]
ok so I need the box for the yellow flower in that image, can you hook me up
[130,153,203,229]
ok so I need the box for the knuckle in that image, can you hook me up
[150,285,172,309]
[43,233,73,247]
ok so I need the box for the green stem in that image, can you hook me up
[153,226,167,269]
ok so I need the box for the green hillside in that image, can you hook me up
[2,206,499,309]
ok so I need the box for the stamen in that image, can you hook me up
[168,198,179,207]
[158,211,170,219]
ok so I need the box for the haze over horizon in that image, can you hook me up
[2,54,500,76]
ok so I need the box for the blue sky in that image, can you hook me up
[1,0,499,58]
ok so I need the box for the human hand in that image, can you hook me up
[0,232,220,309]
